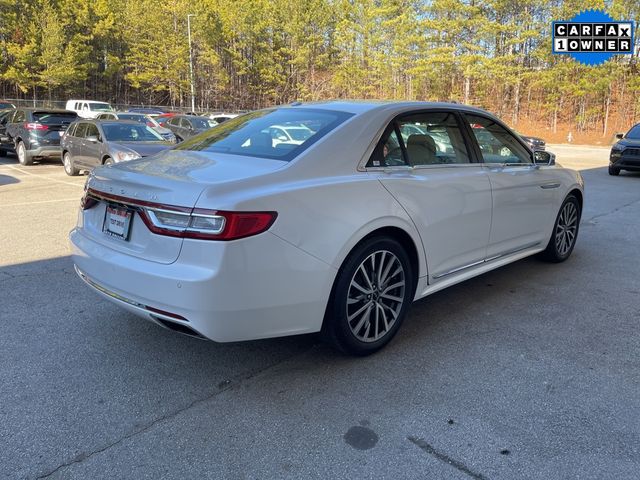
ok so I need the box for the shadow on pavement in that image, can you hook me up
[0,173,19,185]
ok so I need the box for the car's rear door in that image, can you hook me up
[462,113,559,259]
[370,110,493,283]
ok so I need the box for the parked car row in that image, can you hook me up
[0,100,242,173]
[0,107,175,173]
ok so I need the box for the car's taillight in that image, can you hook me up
[140,208,277,241]
[24,122,48,131]
[81,188,99,210]
[82,189,276,240]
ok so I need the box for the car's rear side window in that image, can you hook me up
[397,112,470,165]
[176,108,354,161]
[32,112,78,125]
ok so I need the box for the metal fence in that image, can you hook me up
[1,98,242,115]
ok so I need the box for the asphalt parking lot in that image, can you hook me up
[1,145,639,480]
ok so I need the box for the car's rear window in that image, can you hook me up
[118,114,146,124]
[175,108,354,161]
[188,117,214,129]
[32,112,78,124]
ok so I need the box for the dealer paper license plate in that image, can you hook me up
[103,205,133,240]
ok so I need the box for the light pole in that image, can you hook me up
[187,14,196,113]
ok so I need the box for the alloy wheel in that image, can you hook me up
[346,250,406,343]
[63,153,73,175]
[555,201,578,257]
[17,143,25,164]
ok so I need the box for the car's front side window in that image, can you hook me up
[74,123,88,138]
[85,124,101,140]
[465,114,531,164]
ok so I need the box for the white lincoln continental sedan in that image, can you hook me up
[70,101,584,355]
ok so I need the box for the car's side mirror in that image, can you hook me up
[615,133,624,140]
[86,135,100,143]
[534,150,555,166]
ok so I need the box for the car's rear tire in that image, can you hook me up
[103,157,114,166]
[0,148,6,157]
[323,236,414,356]
[16,141,33,166]
[63,152,79,176]
[608,165,620,176]
[539,194,581,263]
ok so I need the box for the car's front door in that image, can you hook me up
[369,110,493,282]
[167,117,182,139]
[180,118,194,138]
[0,111,12,146]
[71,123,89,166]
[463,114,559,259]
[83,123,103,166]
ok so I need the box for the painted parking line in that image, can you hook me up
[0,198,80,207]
[0,165,85,187]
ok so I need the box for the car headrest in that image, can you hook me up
[407,134,436,150]
[249,132,273,148]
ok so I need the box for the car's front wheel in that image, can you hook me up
[63,152,79,176]
[323,236,414,356]
[16,141,33,166]
[540,194,581,263]
[608,165,620,176]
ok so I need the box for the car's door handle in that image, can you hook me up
[540,182,561,189]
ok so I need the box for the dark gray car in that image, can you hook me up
[3,109,78,165]
[163,115,214,142]
[60,120,172,176]
[96,112,177,143]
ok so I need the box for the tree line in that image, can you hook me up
[0,0,638,138]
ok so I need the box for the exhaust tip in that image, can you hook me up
[151,317,206,340]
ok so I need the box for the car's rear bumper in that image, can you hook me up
[70,227,336,342]
[29,145,62,158]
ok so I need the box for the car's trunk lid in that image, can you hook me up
[83,149,286,264]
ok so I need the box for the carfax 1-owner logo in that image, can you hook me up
[553,9,635,65]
